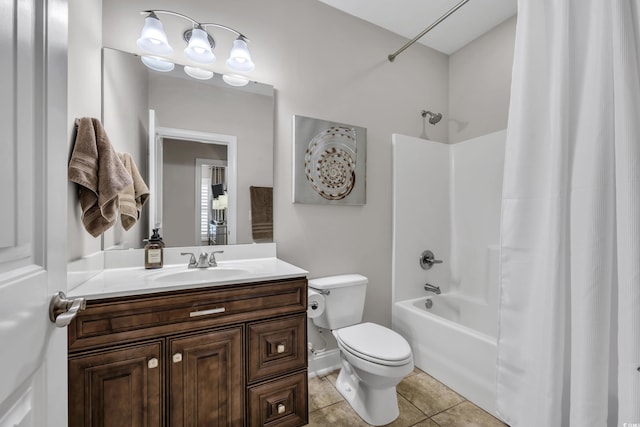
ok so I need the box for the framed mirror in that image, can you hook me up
[101,48,274,250]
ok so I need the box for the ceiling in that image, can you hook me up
[317,0,517,55]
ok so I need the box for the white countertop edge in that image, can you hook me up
[68,257,308,300]
[104,242,277,269]
[66,243,280,294]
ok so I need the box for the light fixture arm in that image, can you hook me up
[141,10,249,41]
[141,10,199,25]
[201,24,248,41]
[137,9,255,76]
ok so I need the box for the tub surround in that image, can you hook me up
[391,131,505,420]
[393,297,498,417]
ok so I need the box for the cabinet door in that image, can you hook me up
[68,342,163,427]
[169,327,243,427]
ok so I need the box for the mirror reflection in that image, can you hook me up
[101,48,274,250]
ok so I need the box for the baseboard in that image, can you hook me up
[308,348,341,378]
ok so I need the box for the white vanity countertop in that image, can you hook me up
[68,257,309,300]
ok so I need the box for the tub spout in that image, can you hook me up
[424,283,441,294]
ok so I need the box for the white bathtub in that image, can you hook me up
[393,294,499,417]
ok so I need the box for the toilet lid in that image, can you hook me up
[335,322,412,366]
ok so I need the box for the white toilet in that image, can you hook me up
[309,274,414,426]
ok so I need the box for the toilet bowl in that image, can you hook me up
[333,323,414,425]
[308,275,414,426]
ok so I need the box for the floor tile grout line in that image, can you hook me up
[396,378,468,419]
[399,394,429,422]
[308,399,348,416]
[310,368,505,426]
[421,398,469,419]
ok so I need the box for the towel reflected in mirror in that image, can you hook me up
[249,186,273,242]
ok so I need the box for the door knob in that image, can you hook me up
[49,292,86,327]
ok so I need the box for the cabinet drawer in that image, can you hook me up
[247,315,307,383]
[69,278,307,352]
[247,371,308,427]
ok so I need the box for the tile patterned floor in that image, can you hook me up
[306,368,508,427]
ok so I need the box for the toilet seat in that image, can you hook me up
[334,322,412,366]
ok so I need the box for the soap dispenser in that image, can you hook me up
[144,228,164,269]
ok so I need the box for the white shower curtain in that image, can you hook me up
[497,1,640,426]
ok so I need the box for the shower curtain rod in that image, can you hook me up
[387,0,471,62]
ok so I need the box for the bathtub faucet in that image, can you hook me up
[424,283,441,295]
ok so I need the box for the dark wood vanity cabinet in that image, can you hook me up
[68,342,164,427]
[68,277,308,427]
[169,327,244,426]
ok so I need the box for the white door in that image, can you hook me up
[0,0,71,426]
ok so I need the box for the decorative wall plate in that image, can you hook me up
[293,115,366,205]
[304,126,357,200]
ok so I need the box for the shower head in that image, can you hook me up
[421,110,442,125]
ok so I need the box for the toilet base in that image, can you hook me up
[334,361,400,426]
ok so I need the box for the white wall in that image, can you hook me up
[100,0,450,327]
[67,0,102,260]
[67,1,516,329]
[101,48,149,249]
[449,16,516,143]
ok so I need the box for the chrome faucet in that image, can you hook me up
[196,252,211,268]
[181,251,224,268]
[424,283,441,295]
[208,251,224,267]
[420,250,443,270]
[181,252,198,268]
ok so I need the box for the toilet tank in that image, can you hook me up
[308,274,368,330]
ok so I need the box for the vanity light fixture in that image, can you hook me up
[226,37,255,72]
[184,26,215,63]
[140,55,175,72]
[137,9,255,73]
[137,12,173,55]
[222,74,250,87]
[184,66,214,80]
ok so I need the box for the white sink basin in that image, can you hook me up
[151,267,248,284]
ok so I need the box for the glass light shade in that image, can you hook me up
[184,28,215,63]
[226,37,255,72]
[222,74,249,87]
[184,66,214,80]
[137,16,173,55]
[140,56,175,72]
